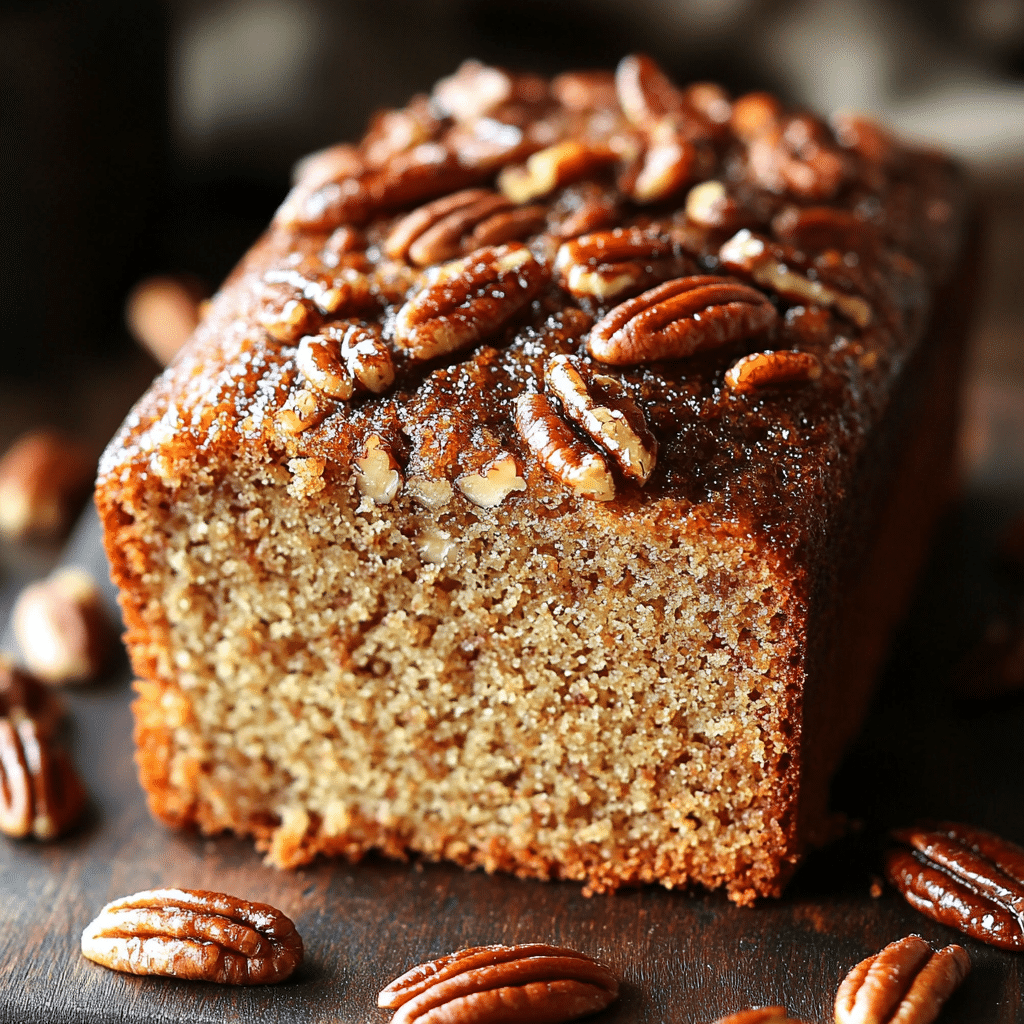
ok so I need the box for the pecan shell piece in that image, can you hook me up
[81,888,303,985]
[544,355,657,484]
[394,245,548,363]
[378,943,619,1024]
[886,821,1024,950]
[587,275,778,366]
[834,936,970,1024]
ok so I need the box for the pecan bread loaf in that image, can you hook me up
[96,56,974,904]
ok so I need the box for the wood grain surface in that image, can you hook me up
[2,487,1024,1023]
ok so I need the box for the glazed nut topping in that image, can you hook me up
[0,715,86,840]
[720,229,872,329]
[260,296,318,344]
[80,888,303,984]
[297,323,395,401]
[615,53,683,129]
[515,393,616,501]
[275,388,326,436]
[456,452,527,508]
[724,350,822,394]
[834,936,970,1024]
[554,228,694,302]
[587,275,778,366]
[12,567,113,686]
[394,245,548,363]
[265,267,373,319]
[377,942,619,1024]
[498,141,616,205]
[712,1009,804,1024]
[545,355,657,483]
[0,657,63,739]
[685,180,743,230]
[885,821,1024,950]
[356,434,403,505]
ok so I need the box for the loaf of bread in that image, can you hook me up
[96,56,974,904]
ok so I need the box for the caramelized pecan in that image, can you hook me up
[498,141,618,204]
[362,97,443,167]
[81,888,303,984]
[551,183,621,239]
[275,388,328,436]
[259,286,320,345]
[555,227,695,302]
[771,206,881,260]
[515,393,616,501]
[264,266,376,319]
[886,821,1024,950]
[0,658,62,739]
[297,322,395,400]
[355,434,403,505]
[724,350,822,394]
[720,229,872,329]
[545,355,657,483]
[746,114,852,202]
[587,275,778,366]
[378,943,619,1024]
[394,245,548,363]
[730,92,783,143]
[711,1010,804,1024]
[834,936,970,1024]
[615,53,684,129]
[619,120,716,204]
[456,452,527,508]
[0,715,86,840]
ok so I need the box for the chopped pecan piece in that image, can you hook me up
[555,227,695,303]
[355,434,403,505]
[80,888,303,984]
[275,388,328,436]
[724,350,822,394]
[834,936,970,1024]
[685,180,748,232]
[515,393,616,501]
[259,288,319,345]
[378,942,618,1024]
[545,355,657,483]
[587,275,778,366]
[730,92,783,142]
[746,113,852,202]
[394,245,548,363]
[432,60,544,123]
[711,1010,803,1024]
[0,715,86,840]
[498,141,618,204]
[615,53,684,129]
[720,229,872,328]
[551,183,621,239]
[886,821,1024,950]
[297,322,395,400]
[362,97,443,167]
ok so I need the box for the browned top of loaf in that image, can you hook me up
[97,56,969,560]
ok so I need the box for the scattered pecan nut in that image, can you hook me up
[81,888,303,984]
[724,350,822,394]
[0,715,86,840]
[711,1009,805,1024]
[12,567,114,686]
[545,355,657,484]
[0,657,63,738]
[378,943,619,1024]
[515,393,616,501]
[0,429,96,542]
[834,936,970,1024]
[297,322,396,400]
[554,227,695,303]
[498,140,618,205]
[886,821,1024,950]
[264,266,376,320]
[394,244,548,363]
[746,113,852,203]
[587,275,778,366]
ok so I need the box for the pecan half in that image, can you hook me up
[554,228,695,303]
[724,350,822,394]
[515,393,616,501]
[545,355,657,483]
[551,70,618,112]
[394,245,548,363]
[720,229,872,329]
[834,936,970,1024]
[0,715,86,840]
[0,657,63,739]
[355,434,403,505]
[275,388,328,436]
[619,120,716,205]
[615,53,684,129]
[886,821,1024,950]
[297,322,395,400]
[498,141,618,204]
[711,1010,804,1024]
[385,189,512,265]
[378,943,619,1024]
[746,114,852,202]
[80,888,303,984]
[259,288,320,345]
[587,275,778,366]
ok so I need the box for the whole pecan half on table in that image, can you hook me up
[378,943,619,1024]
[81,888,303,984]
[834,936,970,1024]
[711,1008,807,1024]
[886,821,1024,950]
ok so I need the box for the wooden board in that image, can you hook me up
[2,495,1024,1024]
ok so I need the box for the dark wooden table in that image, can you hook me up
[2,478,1023,1023]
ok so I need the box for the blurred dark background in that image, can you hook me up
[1,0,1023,474]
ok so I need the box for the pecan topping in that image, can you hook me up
[297,323,395,400]
[615,53,684,129]
[545,355,657,483]
[720,229,872,329]
[685,180,749,232]
[0,715,86,840]
[746,113,851,202]
[384,189,543,267]
[259,290,319,345]
[619,121,715,205]
[0,657,63,739]
[264,267,376,319]
[355,434,403,505]
[551,183,621,239]
[712,1010,804,1024]
[724,350,822,394]
[80,888,303,984]
[394,245,548,363]
[378,942,618,1024]
[587,275,778,366]
[886,821,1024,950]
[771,206,880,260]
[456,452,527,508]
[554,227,695,302]
[834,936,970,1024]
[275,388,327,436]
[498,141,617,204]
[515,393,616,501]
